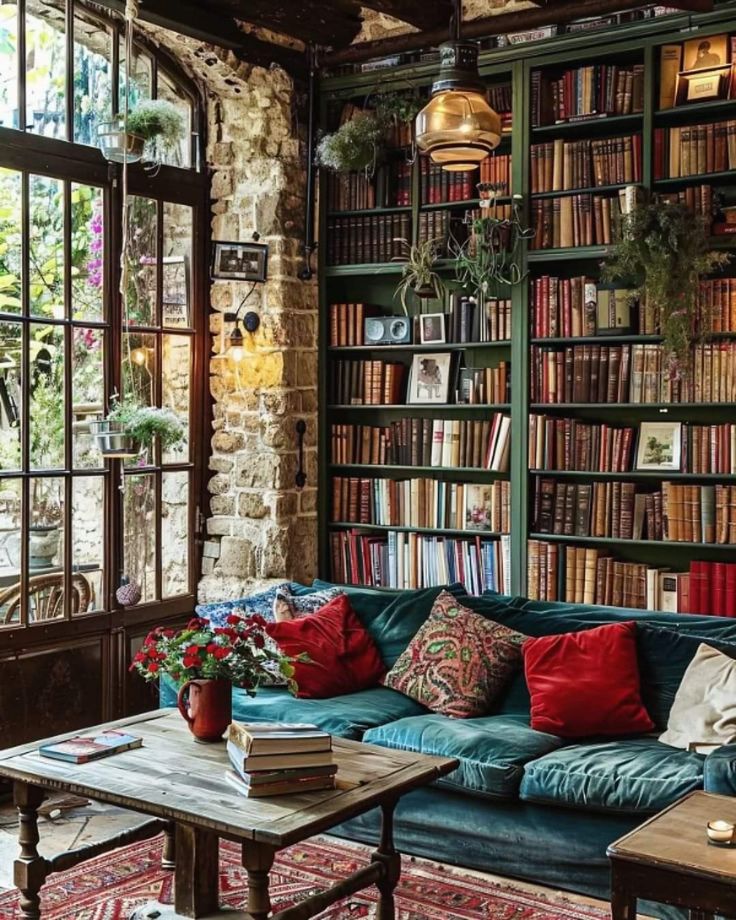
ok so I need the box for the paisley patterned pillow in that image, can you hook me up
[272,585,344,622]
[383,590,526,718]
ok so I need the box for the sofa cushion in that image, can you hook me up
[383,591,526,718]
[364,713,563,800]
[266,595,385,698]
[272,585,344,622]
[519,737,705,814]
[159,678,427,739]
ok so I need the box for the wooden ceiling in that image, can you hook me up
[121,0,715,76]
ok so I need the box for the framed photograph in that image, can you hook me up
[675,65,732,105]
[464,484,493,532]
[683,35,728,72]
[635,422,682,471]
[211,241,268,282]
[407,353,452,405]
[419,313,446,345]
[162,255,190,327]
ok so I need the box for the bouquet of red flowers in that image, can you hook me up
[130,613,295,693]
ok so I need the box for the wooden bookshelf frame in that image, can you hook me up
[317,0,736,600]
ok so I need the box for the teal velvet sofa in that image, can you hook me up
[161,582,736,905]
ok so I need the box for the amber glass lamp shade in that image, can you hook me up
[415,89,501,171]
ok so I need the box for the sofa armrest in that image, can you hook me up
[704,744,736,796]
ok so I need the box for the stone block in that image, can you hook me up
[298,488,318,515]
[212,430,245,453]
[238,492,268,519]
[208,457,234,474]
[210,494,235,516]
[218,536,256,578]
[202,540,221,559]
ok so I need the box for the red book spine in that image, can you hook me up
[689,560,702,615]
[713,562,727,617]
[725,563,736,617]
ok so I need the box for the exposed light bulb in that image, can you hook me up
[131,348,147,366]
[229,345,245,363]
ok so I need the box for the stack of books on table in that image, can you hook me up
[225,722,337,798]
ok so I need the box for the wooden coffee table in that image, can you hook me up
[0,708,457,920]
[608,791,736,920]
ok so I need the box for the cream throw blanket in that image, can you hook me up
[659,643,736,753]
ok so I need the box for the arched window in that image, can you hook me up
[0,0,207,731]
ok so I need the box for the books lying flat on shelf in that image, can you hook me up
[227,722,332,756]
[226,739,334,774]
[39,730,142,763]
[329,529,511,595]
[224,769,336,799]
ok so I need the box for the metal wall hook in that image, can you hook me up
[295,420,307,489]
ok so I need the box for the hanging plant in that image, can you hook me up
[316,111,384,174]
[372,90,424,126]
[602,198,730,376]
[126,99,185,161]
[90,401,185,458]
[393,237,447,313]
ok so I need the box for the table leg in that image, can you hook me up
[162,821,176,871]
[13,782,47,920]
[242,842,275,920]
[174,825,220,918]
[610,871,636,920]
[371,800,401,920]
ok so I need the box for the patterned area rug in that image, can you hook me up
[0,834,609,920]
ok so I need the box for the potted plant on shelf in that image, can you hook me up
[393,237,447,312]
[90,401,185,459]
[130,614,296,742]
[602,198,730,377]
[98,99,185,164]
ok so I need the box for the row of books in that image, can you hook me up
[530,192,620,250]
[528,541,736,617]
[330,415,511,470]
[530,343,736,404]
[420,158,476,204]
[225,722,336,799]
[530,136,642,193]
[329,529,511,595]
[488,84,513,134]
[528,415,635,472]
[417,210,451,248]
[328,302,374,347]
[478,154,512,192]
[325,162,411,212]
[531,63,644,126]
[654,122,736,179]
[446,293,512,343]
[326,213,410,265]
[458,363,510,404]
[698,278,736,333]
[331,476,511,533]
[534,479,736,543]
[330,360,406,406]
[661,184,714,223]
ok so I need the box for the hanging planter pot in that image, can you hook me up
[98,117,145,164]
[89,419,138,458]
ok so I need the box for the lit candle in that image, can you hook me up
[707,820,735,844]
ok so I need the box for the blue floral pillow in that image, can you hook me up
[273,585,344,622]
[196,583,289,628]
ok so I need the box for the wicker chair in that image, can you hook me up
[0,572,94,624]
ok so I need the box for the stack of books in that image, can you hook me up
[225,722,337,798]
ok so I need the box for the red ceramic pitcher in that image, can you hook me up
[177,678,232,743]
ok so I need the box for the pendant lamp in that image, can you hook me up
[415,4,501,172]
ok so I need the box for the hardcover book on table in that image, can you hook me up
[39,730,142,764]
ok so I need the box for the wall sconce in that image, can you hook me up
[223,299,260,363]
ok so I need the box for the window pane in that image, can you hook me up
[26,8,66,139]
[162,470,188,597]
[162,202,192,328]
[29,175,65,319]
[0,3,19,129]
[123,471,156,603]
[0,476,22,625]
[123,331,156,409]
[124,196,156,326]
[0,168,23,315]
[29,472,64,573]
[71,184,104,321]
[73,14,111,146]
[0,320,22,471]
[119,42,151,109]
[162,334,189,464]
[73,327,104,469]
[30,324,65,470]
[72,475,103,614]
[156,70,191,168]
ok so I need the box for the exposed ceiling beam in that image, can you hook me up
[324,0,715,66]
[359,0,453,31]
[200,0,362,47]
[93,0,307,76]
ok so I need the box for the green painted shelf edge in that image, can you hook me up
[529,533,736,550]
[327,341,511,353]
[529,469,736,481]
[329,522,508,538]
[330,464,509,477]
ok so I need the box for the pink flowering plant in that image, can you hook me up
[130,614,297,694]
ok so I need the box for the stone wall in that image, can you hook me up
[354,1,537,43]
[138,29,319,602]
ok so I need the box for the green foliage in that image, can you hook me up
[393,237,447,313]
[126,99,184,153]
[316,111,383,173]
[108,401,185,451]
[372,90,423,125]
[602,199,730,375]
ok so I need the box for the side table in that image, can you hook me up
[608,791,736,920]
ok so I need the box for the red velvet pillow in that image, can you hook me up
[523,621,655,738]
[265,594,385,698]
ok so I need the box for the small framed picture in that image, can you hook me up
[419,313,446,345]
[464,484,493,532]
[683,34,728,72]
[211,241,268,282]
[675,66,732,105]
[407,353,452,405]
[635,422,682,471]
